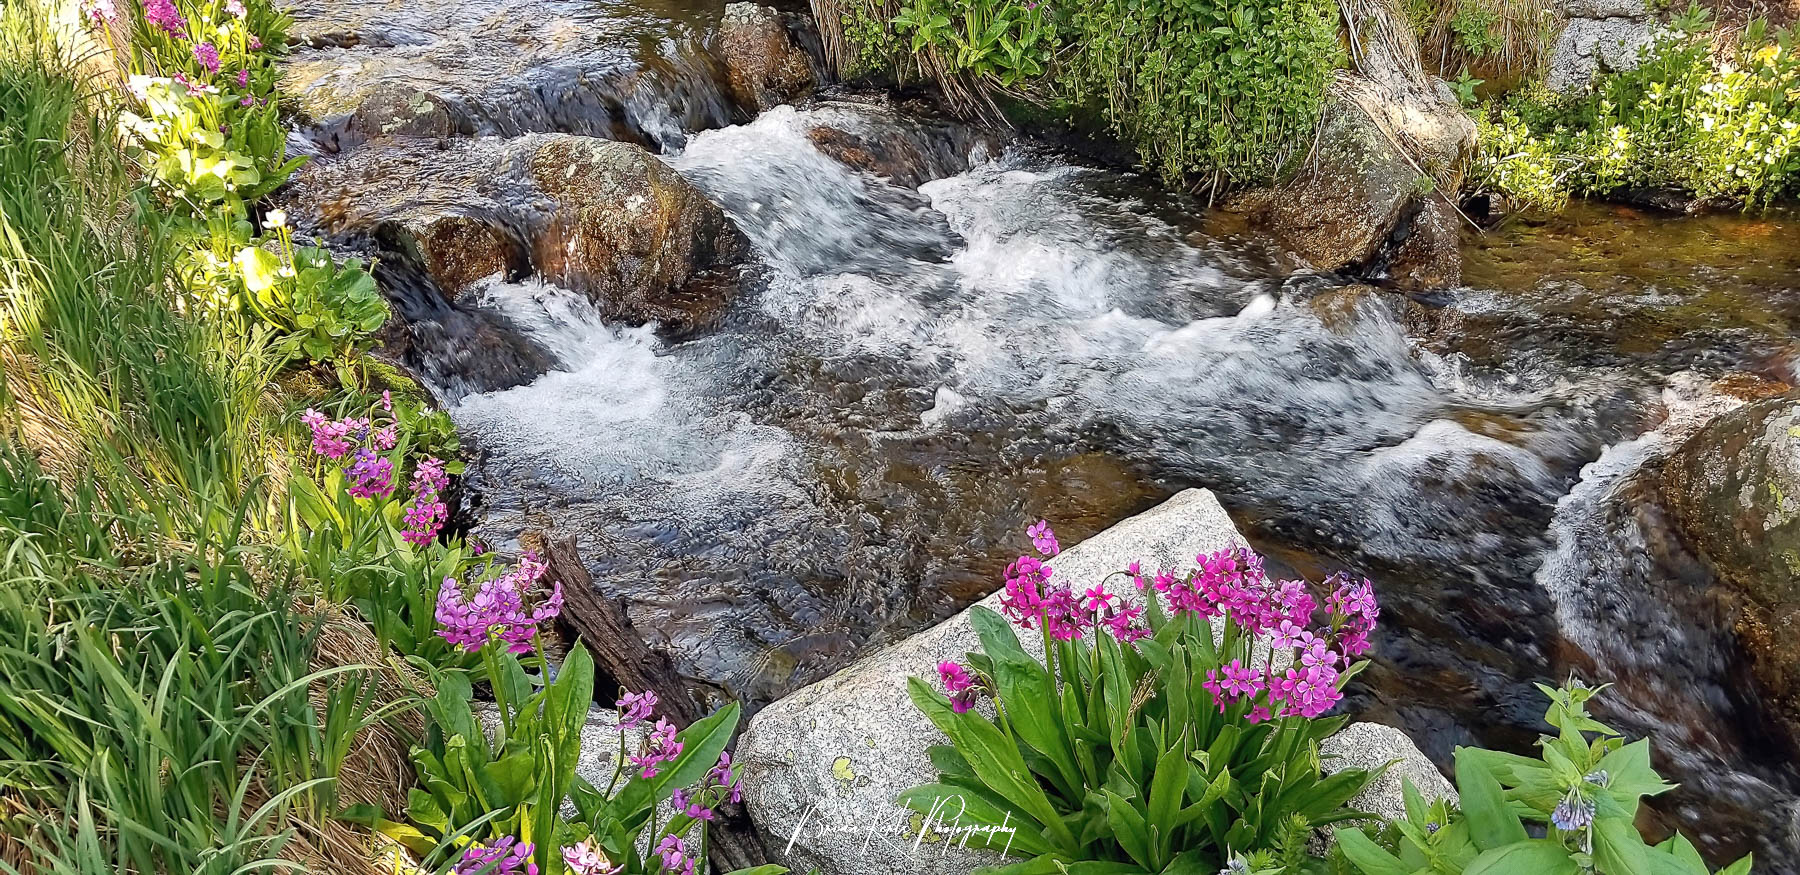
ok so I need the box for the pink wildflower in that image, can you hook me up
[630,719,683,780]
[561,839,621,875]
[453,836,537,875]
[434,552,562,653]
[142,0,184,35]
[193,42,220,74]
[1027,519,1060,557]
[617,690,657,729]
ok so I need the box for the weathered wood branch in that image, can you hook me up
[539,534,770,872]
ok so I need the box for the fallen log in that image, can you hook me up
[539,534,770,872]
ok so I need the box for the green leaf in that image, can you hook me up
[1103,790,1154,869]
[1592,816,1654,875]
[1464,840,1578,875]
[908,677,1076,850]
[1454,747,1528,851]
[1334,827,1411,875]
[1146,741,1187,864]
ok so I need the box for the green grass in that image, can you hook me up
[0,9,395,873]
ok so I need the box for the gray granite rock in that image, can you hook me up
[1320,722,1456,823]
[1548,15,1657,92]
[736,489,1451,875]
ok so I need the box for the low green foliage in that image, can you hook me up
[114,0,390,364]
[1336,682,1754,875]
[0,445,387,873]
[1474,9,1800,209]
[853,0,1343,187]
[901,583,1380,874]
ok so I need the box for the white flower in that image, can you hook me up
[262,209,288,230]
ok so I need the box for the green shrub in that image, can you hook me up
[852,0,1343,187]
[1336,682,1754,875]
[1473,9,1800,209]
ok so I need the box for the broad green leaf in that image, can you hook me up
[1454,747,1527,851]
[909,677,1075,849]
[1334,827,1411,875]
[1464,840,1578,875]
[1103,790,1154,870]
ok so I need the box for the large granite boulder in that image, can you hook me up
[1253,0,1475,290]
[735,489,1452,875]
[1663,392,1800,744]
[716,3,819,113]
[286,133,749,332]
[1547,0,1656,93]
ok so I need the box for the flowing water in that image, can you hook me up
[282,0,1800,864]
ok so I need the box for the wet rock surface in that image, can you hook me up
[281,0,741,153]
[716,2,818,112]
[289,133,749,332]
[1664,393,1800,747]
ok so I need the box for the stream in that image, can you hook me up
[281,0,1800,866]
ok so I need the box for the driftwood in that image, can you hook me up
[539,535,770,872]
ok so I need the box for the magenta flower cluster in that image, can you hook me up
[630,718,683,779]
[670,750,742,822]
[938,661,980,713]
[654,835,695,875]
[434,552,564,654]
[998,522,1151,643]
[192,41,220,74]
[402,457,450,546]
[990,520,1381,725]
[142,0,185,36]
[452,835,537,875]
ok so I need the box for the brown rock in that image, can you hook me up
[717,2,817,113]
[1384,197,1463,290]
[285,133,749,331]
[525,137,749,330]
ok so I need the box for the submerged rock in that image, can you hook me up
[288,134,749,332]
[1663,392,1800,745]
[281,0,737,153]
[1251,3,1475,290]
[717,3,819,113]
[736,489,1450,875]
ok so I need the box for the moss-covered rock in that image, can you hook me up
[1663,392,1800,743]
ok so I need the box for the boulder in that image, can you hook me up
[736,489,1451,875]
[1662,392,1800,743]
[1254,0,1475,290]
[1547,9,1656,93]
[285,134,749,331]
[717,3,819,113]
[525,137,749,328]
[1320,723,1456,822]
